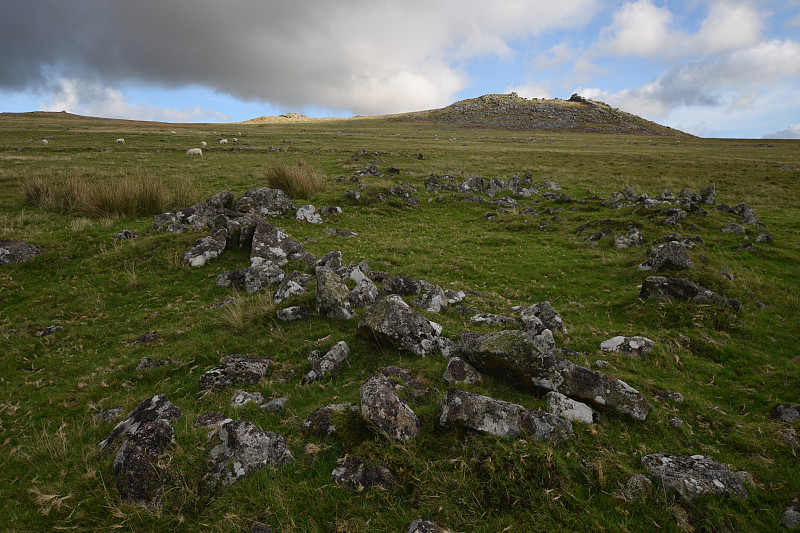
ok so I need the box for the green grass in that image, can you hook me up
[0,111,798,532]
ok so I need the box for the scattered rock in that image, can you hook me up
[135,357,174,371]
[349,277,380,309]
[546,391,595,424]
[316,268,356,320]
[276,305,310,321]
[112,229,137,240]
[250,221,304,268]
[381,276,422,296]
[774,404,800,424]
[513,301,567,334]
[205,419,294,489]
[357,295,441,356]
[302,341,350,383]
[33,325,64,337]
[360,373,421,442]
[455,330,651,420]
[721,222,746,234]
[624,474,653,502]
[301,402,358,436]
[406,518,444,533]
[272,271,312,303]
[131,332,159,345]
[443,357,481,385]
[439,388,573,441]
[614,227,643,249]
[783,503,800,529]
[330,455,398,491]
[641,453,748,501]
[194,412,231,428]
[600,336,656,357]
[94,407,124,422]
[240,187,294,217]
[261,397,288,412]
[183,228,227,267]
[99,394,182,453]
[215,263,285,293]
[231,390,265,408]
[199,354,271,390]
[0,240,42,265]
[113,419,176,507]
[638,276,742,311]
[637,242,694,272]
[669,417,684,428]
[653,389,686,404]
[295,204,322,224]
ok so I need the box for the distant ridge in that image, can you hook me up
[395,93,693,137]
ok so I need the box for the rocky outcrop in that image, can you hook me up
[455,330,651,420]
[360,373,421,442]
[204,419,293,489]
[638,276,742,311]
[641,453,748,501]
[443,357,481,385]
[439,388,573,442]
[215,262,285,293]
[250,220,304,268]
[357,295,441,356]
[199,354,271,390]
[241,187,294,217]
[301,402,359,437]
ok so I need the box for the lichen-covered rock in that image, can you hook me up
[721,222,746,234]
[230,390,265,408]
[300,402,358,436]
[357,295,441,356]
[783,503,800,529]
[698,183,716,205]
[381,276,422,296]
[774,404,800,424]
[641,453,748,501]
[624,474,653,502]
[613,227,643,249]
[113,419,176,507]
[316,268,356,320]
[276,305,310,321]
[514,301,567,333]
[295,204,322,224]
[455,330,651,420]
[546,391,594,424]
[600,336,656,357]
[215,263,285,293]
[112,229,137,240]
[99,394,182,452]
[302,341,349,383]
[637,242,694,272]
[639,276,742,311]
[241,187,294,217]
[199,354,271,390]
[415,284,447,313]
[439,388,573,442]
[349,277,380,309]
[380,366,429,402]
[272,271,312,304]
[135,357,174,371]
[205,419,293,488]
[360,373,421,442]
[183,228,227,267]
[330,455,398,491]
[250,221,304,268]
[406,518,444,533]
[0,240,42,265]
[443,357,481,385]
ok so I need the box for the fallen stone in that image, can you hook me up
[381,276,422,296]
[614,227,643,249]
[302,341,349,383]
[316,268,356,320]
[314,250,343,271]
[513,301,567,334]
[469,312,518,327]
[642,453,748,501]
[773,404,800,424]
[33,325,64,337]
[406,518,443,533]
[205,419,293,488]
[455,330,651,420]
[113,419,176,507]
[0,240,42,265]
[357,295,441,356]
[295,204,322,224]
[637,242,694,272]
[276,305,310,321]
[183,228,227,267]
[600,336,656,357]
[360,373,421,442]
[349,277,380,309]
[415,283,447,313]
[241,187,294,217]
[112,229,137,240]
[135,357,174,371]
[380,366,429,402]
[638,276,742,311]
[300,402,358,436]
[131,332,159,345]
[215,263,285,293]
[94,407,124,422]
[330,455,398,491]
[272,271,312,303]
[194,412,231,428]
[250,221,304,268]
[231,390,265,408]
[546,391,594,424]
[261,397,288,412]
[439,388,573,441]
[624,473,653,502]
[721,222,746,234]
[199,354,271,390]
[99,394,182,453]
[443,357,481,385]
[783,503,800,529]
[652,389,686,404]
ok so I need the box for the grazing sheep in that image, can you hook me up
[42,139,48,146]
[116,138,125,144]
[219,139,228,145]
[232,137,238,143]
[200,141,207,148]
[186,148,203,157]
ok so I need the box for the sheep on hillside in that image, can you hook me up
[42,139,48,146]
[186,148,203,157]
[233,137,238,143]
[116,138,125,144]
[200,141,207,148]
[219,139,228,145]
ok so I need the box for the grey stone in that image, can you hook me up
[642,453,748,501]
[300,402,357,436]
[698,183,716,205]
[215,263,285,293]
[194,412,231,428]
[415,284,448,313]
[250,221,304,268]
[349,278,380,309]
[314,250,343,271]
[276,305,310,321]
[302,341,350,383]
[546,391,594,424]
[135,357,174,371]
[381,276,422,295]
[231,390,265,408]
[112,229,137,240]
[272,271,312,303]
[99,394,182,453]
[357,295,441,356]
[774,404,800,424]
[406,518,442,533]
[316,268,356,320]
[183,228,227,267]
[469,312,518,327]
[624,474,653,502]
[783,503,800,529]
[614,227,643,249]
[443,357,481,385]
[330,455,398,491]
[113,419,176,507]
[0,240,42,265]
[261,397,288,412]
[295,204,322,224]
[639,276,742,311]
[241,187,294,217]
[455,330,651,420]
[360,373,421,442]
[439,388,573,441]
[514,301,567,334]
[204,419,293,488]
[600,336,656,357]
[637,242,694,272]
[206,190,235,209]
[721,223,746,234]
[199,354,271,390]
[94,407,124,422]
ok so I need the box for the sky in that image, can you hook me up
[1,1,799,139]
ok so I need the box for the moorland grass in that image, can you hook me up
[264,159,327,199]
[0,112,798,532]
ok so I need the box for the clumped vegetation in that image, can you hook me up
[0,111,798,532]
[264,159,326,198]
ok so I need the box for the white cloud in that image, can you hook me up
[763,123,800,139]
[695,1,764,54]
[599,0,684,59]
[38,78,230,122]
[505,82,553,100]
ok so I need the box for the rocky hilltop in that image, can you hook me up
[398,93,691,136]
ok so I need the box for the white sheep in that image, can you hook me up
[42,139,48,146]
[219,139,228,145]
[233,137,238,143]
[116,138,125,144]
[200,141,207,148]
[186,148,203,157]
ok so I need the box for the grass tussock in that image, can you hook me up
[20,172,201,219]
[264,160,326,198]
